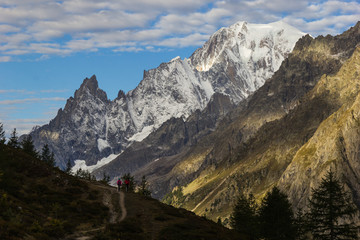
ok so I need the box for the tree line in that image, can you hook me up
[230,170,359,240]
[1,122,152,198]
[0,123,55,167]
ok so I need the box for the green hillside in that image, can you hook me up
[0,144,242,240]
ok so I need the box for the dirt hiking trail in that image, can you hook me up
[69,184,127,240]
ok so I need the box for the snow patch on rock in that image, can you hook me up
[72,153,121,173]
[97,138,110,152]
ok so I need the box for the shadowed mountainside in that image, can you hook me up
[0,145,243,240]
[131,22,360,225]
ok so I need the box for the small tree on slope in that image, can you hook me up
[230,192,259,240]
[258,186,296,240]
[7,128,19,148]
[65,159,72,174]
[21,135,38,158]
[40,144,55,167]
[137,175,151,197]
[0,123,5,145]
[308,170,358,240]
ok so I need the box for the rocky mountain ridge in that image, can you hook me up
[154,22,360,224]
[28,21,304,168]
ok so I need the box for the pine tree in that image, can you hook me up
[258,186,296,240]
[7,128,19,148]
[230,192,259,240]
[138,175,151,197]
[21,135,38,158]
[65,159,72,174]
[217,217,222,225]
[74,168,95,180]
[308,170,358,240]
[100,172,110,184]
[40,144,55,167]
[0,123,5,145]
[294,208,309,240]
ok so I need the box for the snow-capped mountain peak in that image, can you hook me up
[191,20,305,73]
[28,21,306,168]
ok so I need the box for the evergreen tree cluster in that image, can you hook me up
[231,187,296,240]
[0,123,56,167]
[138,175,152,197]
[308,171,358,240]
[231,170,358,240]
[1,122,153,198]
[74,168,96,181]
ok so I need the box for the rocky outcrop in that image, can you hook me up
[93,93,236,192]
[30,75,112,167]
[159,22,360,223]
[279,46,360,210]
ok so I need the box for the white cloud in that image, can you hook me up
[0,24,20,33]
[157,33,210,48]
[0,55,11,62]
[0,97,66,105]
[0,89,35,94]
[29,10,152,40]
[0,118,50,136]
[0,89,69,94]
[0,0,359,57]
[114,46,144,52]
[40,89,69,93]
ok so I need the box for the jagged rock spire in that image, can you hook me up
[74,75,108,102]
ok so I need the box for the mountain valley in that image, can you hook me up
[21,21,360,229]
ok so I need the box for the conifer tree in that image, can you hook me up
[0,123,5,145]
[100,172,110,184]
[65,159,72,174]
[217,217,222,225]
[138,175,151,197]
[308,170,358,240]
[21,135,38,158]
[258,186,296,240]
[230,192,259,240]
[294,208,309,240]
[40,144,55,167]
[7,128,19,148]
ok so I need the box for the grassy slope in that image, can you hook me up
[0,145,243,240]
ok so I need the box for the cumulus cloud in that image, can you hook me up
[0,24,20,33]
[0,0,359,58]
[157,33,210,48]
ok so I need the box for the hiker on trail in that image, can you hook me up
[117,178,122,192]
[125,178,130,192]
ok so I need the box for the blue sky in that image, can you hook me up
[0,0,359,136]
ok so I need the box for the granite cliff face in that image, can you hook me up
[279,46,360,209]
[28,21,303,168]
[155,22,360,224]
[30,76,113,166]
